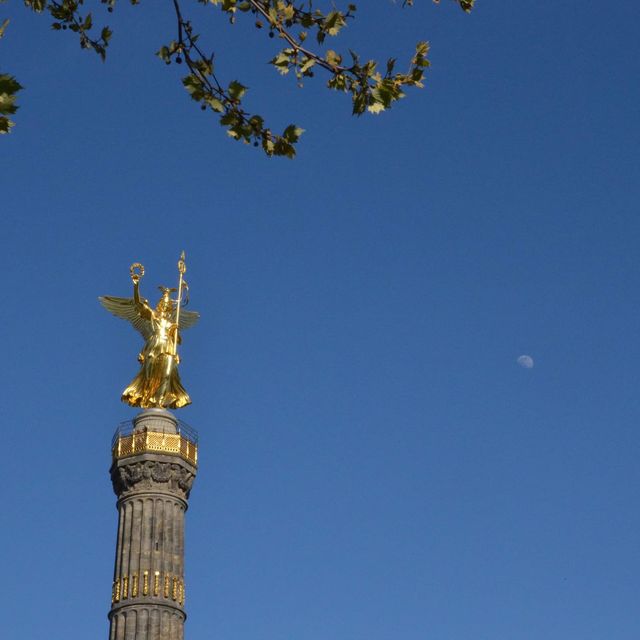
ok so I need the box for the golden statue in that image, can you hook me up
[99,252,200,409]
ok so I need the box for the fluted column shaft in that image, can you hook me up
[108,410,197,640]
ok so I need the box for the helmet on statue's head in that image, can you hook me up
[156,286,177,314]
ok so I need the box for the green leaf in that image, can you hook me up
[299,57,316,74]
[270,50,293,75]
[228,80,247,101]
[282,124,304,143]
[206,96,225,112]
[23,0,47,12]
[0,73,23,133]
[325,50,342,67]
[322,11,347,37]
[0,73,22,98]
[0,115,11,133]
[182,74,205,101]
[367,101,385,114]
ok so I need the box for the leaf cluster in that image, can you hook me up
[8,0,474,154]
[0,18,23,133]
[25,0,113,58]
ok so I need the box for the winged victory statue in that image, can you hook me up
[99,252,200,409]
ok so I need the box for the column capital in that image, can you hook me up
[110,456,196,502]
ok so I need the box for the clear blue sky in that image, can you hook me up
[2,2,639,639]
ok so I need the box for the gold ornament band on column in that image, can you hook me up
[112,573,185,604]
[172,577,179,601]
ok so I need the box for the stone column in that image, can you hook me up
[108,409,198,640]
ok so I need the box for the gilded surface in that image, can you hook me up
[112,573,185,605]
[112,430,198,465]
[99,252,199,409]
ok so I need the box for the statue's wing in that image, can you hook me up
[99,296,154,340]
[177,309,200,331]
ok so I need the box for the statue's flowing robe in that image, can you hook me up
[122,314,191,409]
[99,294,199,410]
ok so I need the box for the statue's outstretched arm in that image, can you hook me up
[99,263,155,341]
[132,276,152,320]
[133,278,141,304]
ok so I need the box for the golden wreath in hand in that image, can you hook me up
[130,262,145,283]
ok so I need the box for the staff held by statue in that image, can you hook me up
[173,251,187,356]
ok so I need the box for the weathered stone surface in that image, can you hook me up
[111,458,196,501]
[108,409,197,640]
[109,605,185,640]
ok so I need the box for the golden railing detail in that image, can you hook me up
[112,429,197,465]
